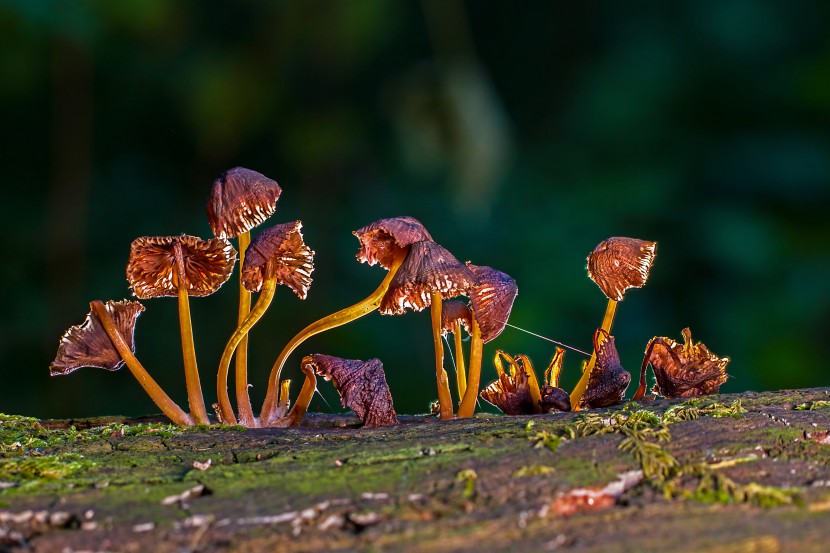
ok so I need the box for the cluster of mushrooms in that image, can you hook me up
[50,168,731,428]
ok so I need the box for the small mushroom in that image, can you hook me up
[633,328,730,400]
[579,329,631,409]
[206,168,282,430]
[126,234,237,424]
[215,221,314,426]
[51,300,192,425]
[480,350,541,415]
[303,354,398,428]
[570,237,656,409]
[540,348,571,413]
[260,216,431,426]
[440,300,473,400]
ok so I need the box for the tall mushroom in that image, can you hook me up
[206,167,282,427]
[215,221,314,426]
[570,237,656,410]
[440,300,473,400]
[260,216,431,426]
[126,234,237,425]
[51,300,192,426]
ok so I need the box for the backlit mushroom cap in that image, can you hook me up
[241,221,315,298]
[480,365,536,415]
[580,331,631,409]
[379,241,475,315]
[467,263,518,344]
[126,235,237,299]
[587,237,657,302]
[51,300,144,376]
[304,354,398,427]
[641,328,730,398]
[206,167,282,239]
[353,216,433,270]
[440,300,472,336]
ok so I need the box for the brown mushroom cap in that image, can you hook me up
[51,300,144,375]
[643,328,729,398]
[540,386,572,413]
[126,235,237,299]
[480,367,537,415]
[304,354,398,427]
[587,237,657,302]
[440,300,472,336]
[379,240,475,315]
[241,220,315,298]
[353,216,433,270]
[206,167,282,239]
[580,331,631,409]
[467,263,518,343]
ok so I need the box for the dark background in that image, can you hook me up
[2,1,829,419]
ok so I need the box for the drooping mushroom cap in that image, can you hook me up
[379,240,476,315]
[126,235,237,299]
[304,354,398,427]
[467,263,518,343]
[587,237,657,302]
[440,300,472,336]
[206,167,282,239]
[480,364,537,415]
[241,221,315,298]
[353,216,433,270]
[641,328,730,398]
[51,300,144,376]
[580,330,631,409]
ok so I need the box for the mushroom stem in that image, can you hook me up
[279,363,318,427]
[173,242,210,425]
[91,301,193,426]
[260,250,407,425]
[516,355,543,414]
[216,269,277,426]
[430,292,454,420]
[234,230,255,426]
[278,380,291,414]
[457,317,483,418]
[569,298,618,410]
[453,321,467,400]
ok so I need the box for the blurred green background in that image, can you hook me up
[2,1,829,420]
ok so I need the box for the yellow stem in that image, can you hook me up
[431,292,453,420]
[453,321,467,400]
[278,380,291,416]
[235,231,255,426]
[569,298,618,410]
[280,362,318,427]
[91,301,192,426]
[457,317,482,418]
[516,355,543,414]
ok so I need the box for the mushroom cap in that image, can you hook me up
[580,331,631,409]
[126,235,237,299]
[480,367,537,415]
[644,328,730,398]
[379,240,475,315]
[51,300,144,376]
[440,300,472,336]
[304,354,398,427]
[241,221,315,298]
[206,167,282,239]
[467,263,518,344]
[587,237,657,302]
[353,216,433,270]
[540,386,572,413]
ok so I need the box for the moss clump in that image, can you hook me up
[793,400,830,410]
[0,453,93,482]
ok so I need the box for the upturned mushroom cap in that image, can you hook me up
[440,300,472,336]
[587,237,657,302]
[580,331,631,409]
[379,241,475,315]
[206,167,282,239]
[241,221,315,298]
[480,366,537,415]
[642,328,730,398]
[51,300,144,375]
[126,235,237,299]
[304,354,398,427]
[353,216,433,270]
[467,263,518,343]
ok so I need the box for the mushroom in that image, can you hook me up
[480,350,542,415]
[633,328,730,400]
[540,348,571,412]
[215,221,314,426]
[579,329,631,409]
[440,300,473,400]
[570,237,656,409]
[379,240,476,420]
[457,263,518,418]
[259,216,431,426]
[51,300,192,426]
[126,234,237,425]
[206,167,281,427]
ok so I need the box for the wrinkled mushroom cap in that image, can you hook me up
[540,386,571,413]
[353,216,433,270]
[467,263,518,343]
[440,300,472,336]
[206,167,282,239]
[580,331,631,409]
[379,241,475,315]
[241,221,315,298]
[51,300,144,375]
[587,237,657,302]
[480,368,536,415]
[126,235,237,299]
[644,328,730,398]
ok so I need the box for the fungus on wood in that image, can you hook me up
[579,329,631,409]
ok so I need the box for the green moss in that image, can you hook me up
[0,453,93,482]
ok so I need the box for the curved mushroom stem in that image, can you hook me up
[277,360,318,427]
[453,321,467,400]
[173,242,210,425]
[91,301,193,426]
[216,266,277,426]
[430,292,454,420]
[515,355,543,414]
[569,298,618,410]
[260,250,407,426]
[457,317,482,418]
[234,230,255,426]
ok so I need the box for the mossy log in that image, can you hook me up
[3,388,830,552]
